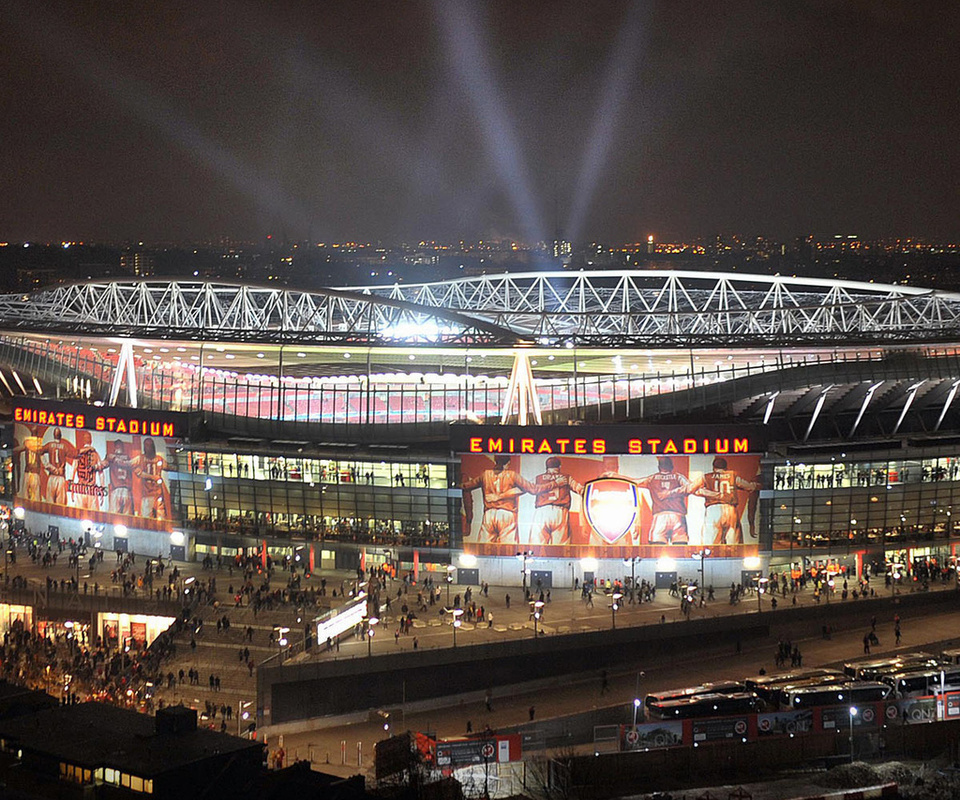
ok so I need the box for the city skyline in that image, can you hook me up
[2,2,959,245]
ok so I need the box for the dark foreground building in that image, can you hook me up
[0,703,262,798]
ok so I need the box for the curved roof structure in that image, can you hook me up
[360,270,960,347]
[0,280,519,346]
[2,271,960,347]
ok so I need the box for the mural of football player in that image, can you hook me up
[604,456,699,545]
[461,454,538,544]
[72,436,106,511]
[134,438,169,520]
[13,428,45,502]
[531,456,584,545]
[686,456,759,545]
[41,427,74,505]
[105,440,135,515]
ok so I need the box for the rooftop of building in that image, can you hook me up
[0,702,262,777]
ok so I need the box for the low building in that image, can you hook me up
[0,703,263,798]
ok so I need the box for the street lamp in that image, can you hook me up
[276,626,290,663]
[623,556,641,593]
[611,592,622,629]
[891,564,902,596]
[849,706,857,763]
[366,617,379,657]
[452,608,463,647]
[533,600,544,637]
[237,700,253,736]
[517,550,533,594]
[632,697,641,729]
[693,549,711,605]
[755,577,768,613]
[445,564,455,605]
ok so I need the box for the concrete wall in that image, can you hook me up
[565,717,960,798]
[260,613,769,726]
[259,588,960,727]
[455,554,764,590]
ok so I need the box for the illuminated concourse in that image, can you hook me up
[2,270,960,590]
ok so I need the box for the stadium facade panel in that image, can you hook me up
[2,271,960,590]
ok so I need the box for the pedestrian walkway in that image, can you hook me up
[2,543,955,742]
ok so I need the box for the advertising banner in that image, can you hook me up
[621,721,684,751]
[821,704,879,731]
[456,427,762,557]
[898,697,937,725]
[691,716,750,743]
[757,709,813,736]
[11,400,184,533]
[435,736,521,767]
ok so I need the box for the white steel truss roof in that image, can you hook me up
[2,271,960,347]
[356,270,960,346]
[0,281,517,346]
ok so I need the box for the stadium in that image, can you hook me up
[3,269,960,591]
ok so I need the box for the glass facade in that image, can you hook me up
[173,450,455,548]
[769,452,960,552]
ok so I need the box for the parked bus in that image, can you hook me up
[781,681,890,710]
[842,652,938,680]
[882,667,960,698]
[644,681,745,711]
[744,669,842,695]
[756,674,851,709]
[646,692,759,720]
[941,648,960,665]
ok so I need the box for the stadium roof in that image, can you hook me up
[3,271,960,348]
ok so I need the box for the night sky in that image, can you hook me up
[2,1,958,244]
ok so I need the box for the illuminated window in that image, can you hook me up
[131,776,144,792]
[59,762,92,784]
[121,772,131,788]
[104,767,119,784]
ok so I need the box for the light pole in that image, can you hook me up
[632,669,646,728]
[237,700,253,736]
[366,617,378,657]
[533,600,544,637]
[755,577,767,613]
[452,608,463,647]
[623,557,641,592]
[693,549,711,605]
[445,564,455,605]
[611,592,622,629]
[517,550,533,594]
[939,670,946,721]
[849,706,857,763]
[276,626,290,663]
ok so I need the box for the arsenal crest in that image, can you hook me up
[583,478,639,544]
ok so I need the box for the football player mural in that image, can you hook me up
[12,406,180,533]
[459,439,761,556]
